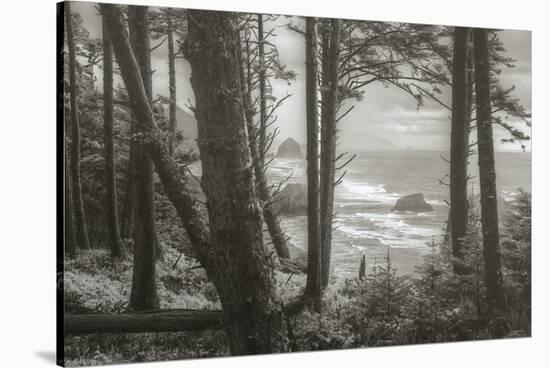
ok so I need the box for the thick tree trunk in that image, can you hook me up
[473,28,506,316]
[304,17,322,309]
[101,5,288,355]
[127,6,160,311]
[66,2,90,250]
[258,14,267,168]
[239,25,290,260]
[186,10,287,354]
[65,310,223,335]
[102,18,123,259]
[450,27,471,272]
[320,20,340,290]
[167,15,177,155]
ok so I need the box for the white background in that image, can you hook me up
[0,0,547,367]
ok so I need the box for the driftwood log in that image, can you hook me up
[64,309,223,335]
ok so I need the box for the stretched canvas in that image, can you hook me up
[58,0,532,366]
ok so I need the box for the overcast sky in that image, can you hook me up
[73,2,532,152]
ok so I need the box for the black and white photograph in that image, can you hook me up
[54,1,535,365]
[4,0,549,366]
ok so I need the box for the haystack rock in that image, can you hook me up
[271,183,307,215]
[276,137,303,159]
[391,193,433,212]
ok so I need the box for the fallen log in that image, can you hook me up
[64,309,224,335]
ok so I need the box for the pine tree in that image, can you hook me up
[304,16,322,309]
[65,2,91,250]
[449,27,472,272]
[102,17,123,259]
[127,5,159,311]
[320,19,340,289]
[101,4,288,354]
[238,20,291,260]
[473,27,506,316]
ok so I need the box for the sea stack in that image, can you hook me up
[391,193,434,212]
[276,137,303,159]
[270,183,307,215]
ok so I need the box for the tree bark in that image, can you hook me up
[65,2,90,250]
[167,14,177,155]
[450,27,471,272]
[239,23,290,260]
[120,130,136,239]
[101,5,288,355]
[64,112,77,259]
[320,19,340,289]
[473,28,506,315]
[185,10,288,354]
[304,17,322,309]
[127,5,159,311]
[65,310,223,335]
[102,17,123,259]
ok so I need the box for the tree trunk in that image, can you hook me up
[65,2,90,250]
[120,129,136,239]
[320,19,340,290]
[473,28,506,316]
[258,14,267,168]
[185,10,288,354]
[127,5,159,311]
[167,15,177,155]
[240,23,290,260]
[101,5,288,355]
[102,17,123,259]
[64,113,77,259]
[450,27,471,272]
[304,17,322,309]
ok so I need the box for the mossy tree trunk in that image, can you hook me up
[126,5,159,311]
[102,17,123,259]
[185,10,288,354]
[65,2,90,250]
[473,28,506,316]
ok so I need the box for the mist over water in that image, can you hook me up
[267,149,531,278]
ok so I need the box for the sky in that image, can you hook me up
[72,1,532,152]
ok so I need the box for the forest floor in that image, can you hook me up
[63,245,307,366]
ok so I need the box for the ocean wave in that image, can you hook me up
[501,190,518,202]
[343,180,386,195]
[336,224,371,238]
[335,212,441,250]
[339,180,401,204]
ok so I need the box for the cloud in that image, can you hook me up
[72,4,531,152]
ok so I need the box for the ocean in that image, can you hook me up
[266,150,531,278]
